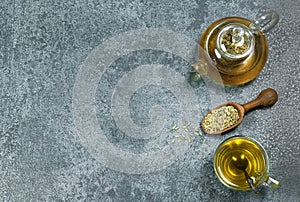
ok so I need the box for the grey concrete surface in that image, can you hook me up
[1,0,299,201]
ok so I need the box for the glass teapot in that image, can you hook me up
[193,11,279,85]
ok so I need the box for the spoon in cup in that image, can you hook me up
[232,154,259,195]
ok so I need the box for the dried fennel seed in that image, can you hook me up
[203,105,239,133]
[170,122,203,144]
[172,125,180,131]
[221,29,250,55]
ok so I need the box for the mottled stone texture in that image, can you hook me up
[0,0,299,201]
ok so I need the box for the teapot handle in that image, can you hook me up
[249,10,279,33]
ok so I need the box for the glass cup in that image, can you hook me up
[213,136,279,191]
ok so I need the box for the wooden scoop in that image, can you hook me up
[202,88,278,135]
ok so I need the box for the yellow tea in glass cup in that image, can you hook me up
[214,136,279,191]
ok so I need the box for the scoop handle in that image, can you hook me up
[242,88,278,113]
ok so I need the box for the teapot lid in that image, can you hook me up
[216,24,255,60]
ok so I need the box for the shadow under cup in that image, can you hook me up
[213,136,270,191]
